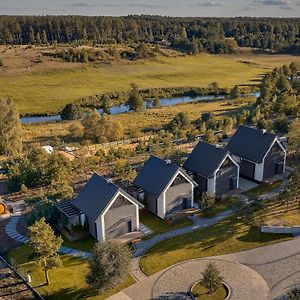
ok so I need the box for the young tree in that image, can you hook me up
[199,192,215,210]
[153,96,161,108]
[168,112,190,132]
[28,218,63,285]
[288,287,300,300]
[86,241,131,292]
[101,94,110,114]
[128,83,144,112]
[0,98,22,156]
[205,129,218,144]
[208,82,219,96]
[201,262,223,293]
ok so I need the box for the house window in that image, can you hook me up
[217,159,233,176]
[110,195,131,209]
[170,174,188,187]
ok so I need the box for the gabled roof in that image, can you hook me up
[183,141,229,178]
[133,155,196,198]
[226,125,277,163]
[72,173,143,221]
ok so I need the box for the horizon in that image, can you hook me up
[1,0,299,18]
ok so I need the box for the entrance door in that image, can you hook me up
[182,197,188,209]
[127,220,132,233]
[275,162,284,175]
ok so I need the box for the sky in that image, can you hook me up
[0,0,299,17]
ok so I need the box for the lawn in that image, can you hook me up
[244,180,283,198]
[139,217,292,275]
[197,197,237,218]
[140,211,193,237]
[2,52,300,114]
[8,245,135,300]
[62,235,96,252]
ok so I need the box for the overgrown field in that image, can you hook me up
[1,47,300,115]
[22,100,252,145]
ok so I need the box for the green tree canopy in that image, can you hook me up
[128,83,144,112]
[86,241,131,292]
[28,218,63,285]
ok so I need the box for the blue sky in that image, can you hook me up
[0,0,299,17]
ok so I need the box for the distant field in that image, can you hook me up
[23,100,251,144]
[1,49,300,115]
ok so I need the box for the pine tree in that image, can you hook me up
[36,32,41,45]
[42,30,48,44]
[201,262,223,293]
[128,83,144,112]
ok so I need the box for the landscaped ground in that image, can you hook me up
[244,180,283,198]
[192,282,227,300]
[62,235,96,252]
[139,217,292,275]
[1,48,300,114]
[7,245,135,300]
[140,211,193,238]
[197,197,237,218]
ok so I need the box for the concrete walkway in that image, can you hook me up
[111,238,300,300]
[131,209,233,281]
[4,203,91,260]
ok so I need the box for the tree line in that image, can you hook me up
[0,16,299,54]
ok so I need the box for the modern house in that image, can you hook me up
[183,141,240,195]
[133,155,197,219]
[58,173,144,241]
[226,125,286,182]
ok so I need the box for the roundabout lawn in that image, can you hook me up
[192,283,228,300]
[140,217,292,275]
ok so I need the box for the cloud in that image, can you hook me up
[125,3,174,9]
[193,1,223,7]
[254,0,291,6]
[63,2,96,8]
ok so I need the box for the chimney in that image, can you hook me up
[165,159,172,165]
[106,178,113,184]
[262,129,267,134]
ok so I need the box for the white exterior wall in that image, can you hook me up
[207,178,215,194]
[254,162,264,182]
[94,218,104,241]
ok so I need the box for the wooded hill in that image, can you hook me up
[0,16,299,54]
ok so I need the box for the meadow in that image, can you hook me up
[1,47,300,115]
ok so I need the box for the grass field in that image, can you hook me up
[1,50,300,115]
[8,245,135,300]
[23,100,252,145]
[139,217,292,275]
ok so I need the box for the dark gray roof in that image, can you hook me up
[133,155,196,198]
[72,174,143,221]
[183,142,229,178]
[226,126,277,163]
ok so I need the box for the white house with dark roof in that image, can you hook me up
[183,141,240,195]
[133,155,197,219]
[226,126,286,182]
[58,173,144,241]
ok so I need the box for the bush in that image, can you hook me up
[199,192,216,211]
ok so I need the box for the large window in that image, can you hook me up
[110,195,131,209]
[170,174,188,187]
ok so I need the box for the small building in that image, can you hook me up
[226,126,286,182]
[58,173,144,242]
[183,141,240,195]
[133,155,197,219]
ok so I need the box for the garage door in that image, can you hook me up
[240,159,255,179]
[105,219,132,240]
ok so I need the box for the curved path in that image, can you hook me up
[111,237,300,300]
[4,201,91,259]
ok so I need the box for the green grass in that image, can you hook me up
[140,211,193,238]
[2,53,300,114]
[140,217,292,275]
[62,235,96,252]
[244,180,282,198]
[8,246,135,300]
[198,197,237,218]
[192,283,227,300]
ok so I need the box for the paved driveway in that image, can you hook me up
[110,238,300,300]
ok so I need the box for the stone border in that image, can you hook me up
[189,281,231,300]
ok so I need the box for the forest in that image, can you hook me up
[0,16,299,54]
